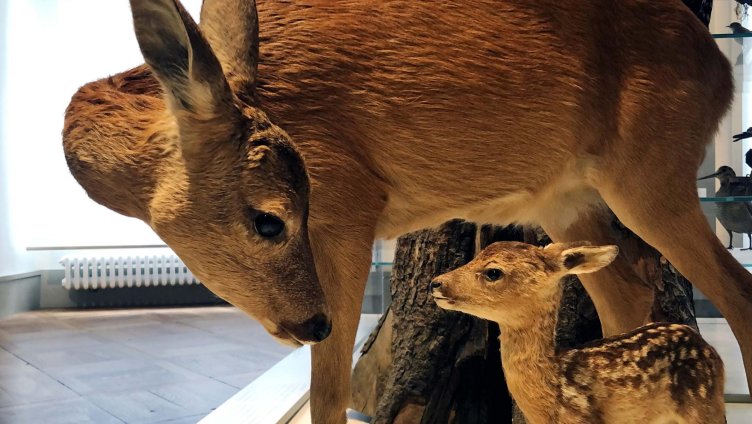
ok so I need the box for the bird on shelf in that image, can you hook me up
[729,22,752,34]
[733,127,752,142]
[698,166,752,250]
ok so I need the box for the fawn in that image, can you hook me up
[431,241,725,424]
[62,0,752,421]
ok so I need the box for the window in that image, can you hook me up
[1,0,202,251]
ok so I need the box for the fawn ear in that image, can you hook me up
[559,245,619,275]
[200,0,259,97]
[129,0,241,166]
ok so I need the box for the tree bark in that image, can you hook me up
[364,220,514,424]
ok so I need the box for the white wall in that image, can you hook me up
[0,0,33,276]
[0,0,201,274]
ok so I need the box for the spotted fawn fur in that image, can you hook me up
[432,242,725,424]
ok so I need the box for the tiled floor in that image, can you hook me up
[1,310,750,423]
[0,307,292,424]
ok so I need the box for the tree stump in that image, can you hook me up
[363,220,513,424]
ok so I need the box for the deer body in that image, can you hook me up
[432,242,725,424]
[62,1,752,422]
[253,0,716,238]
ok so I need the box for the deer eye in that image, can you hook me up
[254,213,285,238]
[483,268,504,282]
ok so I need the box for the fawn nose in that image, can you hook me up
[429,279,443,292]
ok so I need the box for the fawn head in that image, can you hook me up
[430,241,618,326]
[64,0,330,346]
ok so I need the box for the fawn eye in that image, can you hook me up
[483,268,504,282]
[254,213,285,238]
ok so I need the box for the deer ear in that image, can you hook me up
[559,245,619,275]
[200,0,259,96]
[129,0,241,165]
[130,0,235,115]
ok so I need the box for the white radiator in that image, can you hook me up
[60,254,201,290]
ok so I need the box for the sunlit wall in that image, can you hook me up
[0,0,201,274]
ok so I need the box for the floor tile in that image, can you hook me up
[87,390,190,424]
[43,358,207,395]
[0,397,123,424]
[59,311,163,331]
[0,362,78,408]
[151,414,206,424]
[213,371,266,390]
[147,379,237,415]
[18,343,148,370]
[167,351,271,380]
[0,349,26,371]
[726,403,752,424]
[0,307,291,423]
[0,329,107,355]
[116,333,249,359]
[0,314,76,335]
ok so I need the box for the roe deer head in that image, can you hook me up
[65,0,330,345]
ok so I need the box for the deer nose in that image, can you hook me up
[283,313,332,343]
[428,279,443,292]
[304,313,332,343]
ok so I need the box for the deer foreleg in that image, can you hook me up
[308,226,376,424]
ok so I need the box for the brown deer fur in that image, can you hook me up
[62,0,749,422]
[431,241,725,424]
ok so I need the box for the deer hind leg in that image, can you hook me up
[541,208,655,336]
[308,225,377,424]
[595,151,752,394]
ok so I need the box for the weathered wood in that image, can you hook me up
[653,260,698,329]
[351,309,394,416]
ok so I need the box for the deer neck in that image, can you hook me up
[495,288,562,423]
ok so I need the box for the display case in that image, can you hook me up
[696,2,752,317]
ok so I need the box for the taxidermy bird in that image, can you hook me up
[747,149,752,173]
[698,166,752,250]
[729,22,752,34]
[733,127,752,142]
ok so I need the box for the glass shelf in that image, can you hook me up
[712,33,752,39]
[700,196,752,202]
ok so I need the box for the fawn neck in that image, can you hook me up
[493,284,563,423]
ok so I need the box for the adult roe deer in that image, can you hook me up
[431,241,725,424]
[62,0,750,422]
